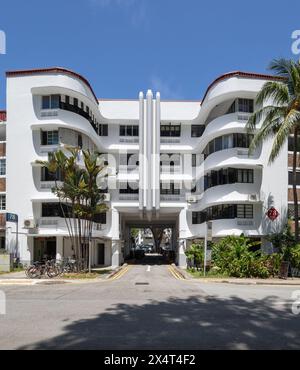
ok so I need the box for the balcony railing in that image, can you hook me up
[160,194,182,202]
[119,194,139,201]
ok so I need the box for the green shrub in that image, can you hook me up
[212,235,273,278]
[185,242,204,269]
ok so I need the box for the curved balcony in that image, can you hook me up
[196,113,251,152]
[37,217,110,237]
[202,148,263,175]
[194,183,262,212]
[31,108,105,152]
[196,72,275,124]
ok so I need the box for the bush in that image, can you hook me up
[185,242,204,270]
[212,235,274,278]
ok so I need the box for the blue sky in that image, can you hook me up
[0,0,299,108]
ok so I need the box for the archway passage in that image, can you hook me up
[124,222,178,266]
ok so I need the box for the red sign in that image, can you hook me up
[266,207,280,221]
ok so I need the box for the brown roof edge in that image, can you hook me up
[201,71,285,105]
[6,67,99,105]
[0,111,6,121]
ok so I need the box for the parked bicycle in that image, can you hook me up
[25,259,60,279]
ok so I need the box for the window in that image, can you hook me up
[238,99,254,113]
[226,99,254,114]
[204,168,254,190]
[0,195,5,210]
[41,131,59,146]
[192,204,253,224]
[161,124,181,137]
[99,124,108,136]
[237,169,254,183]
[288,136,300,152]
[236,204,253,219]
[42,95,60,110]
[227,101,236,114]
[288,171,300,185]
[0,159,6,176]
[120,125,139,137]
[160,182,180,195]
[94,213,107,224]
[41,167,62,182]
[119,182,139,194]
[78,134,83,149]
[191,125,205,138]
[203,134,253,158]
[192,154,197,167]
[42,203,61,217]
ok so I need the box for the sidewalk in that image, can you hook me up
[0,266,120,285]
[174,266,300,286]
[197,277,300,286]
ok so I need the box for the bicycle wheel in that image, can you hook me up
[46,265,59,278]
[26,266,41,279]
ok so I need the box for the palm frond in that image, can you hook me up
[269,109,300,163]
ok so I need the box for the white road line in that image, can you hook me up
[147,266,151,272]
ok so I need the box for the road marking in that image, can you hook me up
[147,266,151,272]
[168,266,185,281]
[108,266,131,281]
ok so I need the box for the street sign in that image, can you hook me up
[6,213,18,223]
[266,207,279,221]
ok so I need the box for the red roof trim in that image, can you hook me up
[0,111,6,122]
[6,67,99,105]
[201,71,285,105]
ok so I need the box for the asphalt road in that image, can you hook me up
[0,255,300,350]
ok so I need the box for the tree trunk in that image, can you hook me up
[293,127,299,242]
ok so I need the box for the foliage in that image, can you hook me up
[36,148,108,270]
[211,235,275,278]
[247,58,300,240]
[185,242,204,268]
[268,225,300,268]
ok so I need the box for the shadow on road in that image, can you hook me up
[18,294,300,350]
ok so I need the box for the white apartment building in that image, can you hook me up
[1,68,291,268]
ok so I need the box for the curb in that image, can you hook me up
[189,278,300,286]
[106,264,128,280]
[171,264,189,280]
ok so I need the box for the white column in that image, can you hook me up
[112,239,122,268]
[146,90,153,212]
[56,236,63,260]
[139,91,144,211]
[177,239,187,268]
[153,92,161,211]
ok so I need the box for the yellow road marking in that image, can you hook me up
[108,266,131,281]
[168,266,185,281]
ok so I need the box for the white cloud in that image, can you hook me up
[150,76,183,100]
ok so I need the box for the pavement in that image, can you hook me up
[0,255,300,350]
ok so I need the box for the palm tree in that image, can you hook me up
[37,148,108,270]
[247,59,300,241]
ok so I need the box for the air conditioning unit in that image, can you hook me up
[23,219,36,229]
[249,194,258,202]
[103,193,111,202]
[187,196,197,204]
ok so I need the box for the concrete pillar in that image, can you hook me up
[146,90,153,212]
[56,236,64,260]
[112,240,122,268]
[139,91,144,211]
[177,239,187,268]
